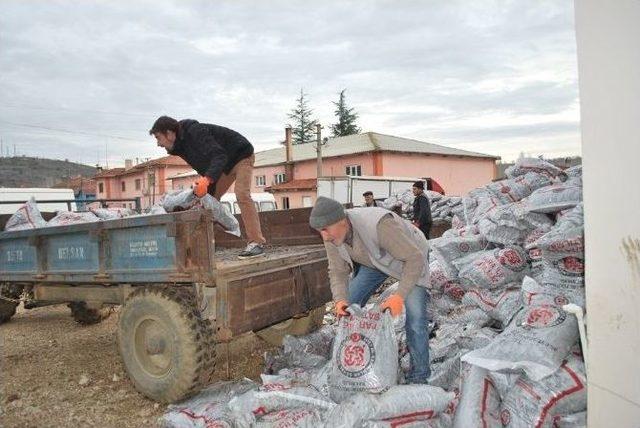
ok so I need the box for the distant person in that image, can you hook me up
[412,180,432,239]
[363,191,383,207]
[150,116,265,259]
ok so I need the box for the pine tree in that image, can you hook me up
[331,89,361,137]
[287,89,318,145]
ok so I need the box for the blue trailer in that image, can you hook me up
[0,208,330,403]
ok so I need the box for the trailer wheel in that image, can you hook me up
[69,302,112,325]
[117,286,216,403]
[0,284,22,325]
[256,306,326,346]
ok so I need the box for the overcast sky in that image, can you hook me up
[0,0,580,166]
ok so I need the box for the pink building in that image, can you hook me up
[94,156,192,209]
[255,132,499,209]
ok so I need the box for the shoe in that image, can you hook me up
[238,242,265,259]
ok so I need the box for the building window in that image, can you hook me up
[121,181,126,192]
[282,197,290,209]
[135,179,141,190]
[98,183,104,193]
[302,196,312,207]
[274,173,286,184]
[255,175,266,187]
[346,165,362,176]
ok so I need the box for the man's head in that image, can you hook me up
[309,197,350,245]
[412,180,425,196]
[363,191,374,206]
[150,116,179,153]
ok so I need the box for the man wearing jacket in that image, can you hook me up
[412,180,432,239]
[150,116,266,259]
[309,196,431,383]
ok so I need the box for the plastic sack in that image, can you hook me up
[4,198,48,231]
[462,286,522,328]
[525,184,582,214]
[521,276,585,308]
[533,226,584,261]
[254,408,324,427]
[488,371,520,398]
[228,386,334,427]
[197,194,241,237]
[160,378,258,428]
[429,259,458,292]
[281,324,336,369]
[454,326,499,351]
[47,211,100,227]
[505,158,564,179]
[89,207,135,220]
[324,385,456,428]
[429,351,464,390]
[457,247,529,290]
[462,306,579,381]
[540,257,585,289]
[430,235,490,277]
[163,189,198,212]
[485,172,552,204]
[553,411,587,427]
[452,364,502,428]
[445,305,492,326]
[148,204,168,215]
[525,227,552,280]
[478,202,554,245]
[329,306,398,403]
[499,354,587,428]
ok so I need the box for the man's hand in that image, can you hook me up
[334,300,349,318]
[381,294,404,317]
[193,176,213,197]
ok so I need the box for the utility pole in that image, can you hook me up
[313,123,327,178]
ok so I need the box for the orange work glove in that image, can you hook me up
[381,294,404,317]
[334,300,349,318]
[193,176,213,198]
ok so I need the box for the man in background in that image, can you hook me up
[412,180,432,239]
[363,191,383,207]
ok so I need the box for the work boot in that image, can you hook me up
[238,242,265,259]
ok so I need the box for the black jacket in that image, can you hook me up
[169,119,254,182]
[413,193,432,237]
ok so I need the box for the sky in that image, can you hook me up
[0,0,581,167]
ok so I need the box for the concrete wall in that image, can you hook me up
[379,153,496,196]
[575,1,640,425]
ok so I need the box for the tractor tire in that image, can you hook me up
[69,302,112,325]
[117,286,216,403]
[0,284,22,325]
[256,306,326,346]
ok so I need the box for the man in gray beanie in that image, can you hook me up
[310,196,432,383]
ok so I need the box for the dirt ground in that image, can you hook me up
[0,304,277,427]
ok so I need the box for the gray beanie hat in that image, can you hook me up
[309,197,346,229]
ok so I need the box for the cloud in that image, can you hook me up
[0,0,579,165]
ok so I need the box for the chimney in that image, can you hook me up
[96,165,103,173]
[284,127,294,183]
[125,159,133,170]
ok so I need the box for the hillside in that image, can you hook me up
[0,156,97,188]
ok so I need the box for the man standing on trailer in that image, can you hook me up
[150,116,266,259]
[309,196,431,383]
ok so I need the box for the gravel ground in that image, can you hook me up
[0,304,277,427]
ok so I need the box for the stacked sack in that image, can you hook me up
[160,158,587,427]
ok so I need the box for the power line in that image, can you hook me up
[0,103,151,118]
[0,120,141,141]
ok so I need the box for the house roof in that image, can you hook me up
[52,175,97,194]
[266,178,317,192]
[255,132,499,167]
[94,156,189,179]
